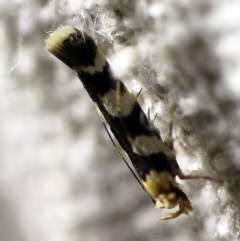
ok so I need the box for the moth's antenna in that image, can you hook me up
[102,120,156,205]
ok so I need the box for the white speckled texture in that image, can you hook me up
[1,0,240,240]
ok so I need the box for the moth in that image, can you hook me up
[45,26,217,220]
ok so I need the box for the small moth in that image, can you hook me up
[45,26,215,220]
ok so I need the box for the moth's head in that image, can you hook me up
[143,170,193,219]
[156,191,179,209]
[143,171,179,208]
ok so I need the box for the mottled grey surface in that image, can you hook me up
[1,0,240,240]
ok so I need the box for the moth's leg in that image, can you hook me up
[176,169,226,185]
[168,123,227,185]
[165,121,225,185]
[116,81,121,116]
[136,88,142,99]
[162,121,183,175]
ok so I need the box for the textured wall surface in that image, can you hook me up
[1,0,240,240]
